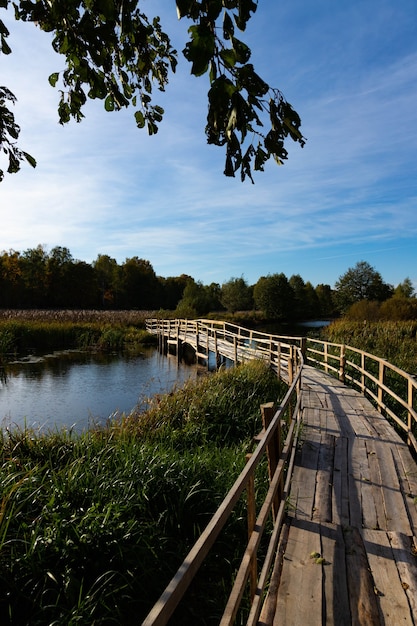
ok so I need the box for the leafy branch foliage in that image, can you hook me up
[0,0,305,182]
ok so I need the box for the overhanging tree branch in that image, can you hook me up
[0,0,305,183]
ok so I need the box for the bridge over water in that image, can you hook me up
[144,319,417,626]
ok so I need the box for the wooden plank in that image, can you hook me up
[343,525,382,625]
[387,531,417,621]
[357,437,378,531]
[374,441,411,533]
[364,438,386,531]
[362,529,413,625]
[347,436,365,529]
[313,433,334,523]
[332,435,349,527]
[320,522,351,626]
[290,412,321,520]
[392,442,417,541]
[274,518,323,625]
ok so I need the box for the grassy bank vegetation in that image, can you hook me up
[322,319,417,375]
[0,360,285,625]
[0,310,156,360]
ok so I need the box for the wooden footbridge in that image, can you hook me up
[143,319,417,626]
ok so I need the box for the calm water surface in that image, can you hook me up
[0,348,199,433]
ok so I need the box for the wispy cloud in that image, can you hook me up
[1,1,416,288]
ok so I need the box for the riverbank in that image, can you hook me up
[0,310,157,362]
[0,360,285,625]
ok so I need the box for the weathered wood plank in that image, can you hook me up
[362,528,414,625]
[320,522,351,626]
[274,518,323,625]
[343,525,382,625]
[364,438,386,531]
[313,433,334,523]
[387,531,417,621]
[347,436,364,529]
[332,435,349,527]
[374,442,411,533]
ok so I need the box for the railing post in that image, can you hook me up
[277,343,281,380]
[324,342,328,373]
[234,335,238,365]
[245,453,257,601]
[288,346,294,385]
[300,337,306,362]
[378,361,384,412]
[408,378,413,447]
[339,344,346,383]
[214,330,219,368]
[261,402,281,518]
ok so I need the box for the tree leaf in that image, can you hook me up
[104,94,115,111]
[134,111,145,128]
[48,72,59,87]
[22,151,37,168]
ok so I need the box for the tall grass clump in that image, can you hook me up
[322,320,417,375]
[0,318,155,357]
[0,360,285,625]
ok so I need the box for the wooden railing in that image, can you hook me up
[143,319,304,625]
[143,319,417,624]
[146,318,304,380]
[306,338,417,454]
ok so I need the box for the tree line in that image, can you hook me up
[0,247,415,320]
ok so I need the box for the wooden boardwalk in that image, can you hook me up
[264,365,417,626]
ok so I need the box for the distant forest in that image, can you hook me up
[1,246,415,321]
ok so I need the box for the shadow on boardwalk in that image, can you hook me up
[263,366,417,626]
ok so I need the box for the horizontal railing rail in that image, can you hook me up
[143,319,304,625]
[144,319,417,623]
[306,338,417,453]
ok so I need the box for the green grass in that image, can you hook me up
[0,360,284,625]
[0,317,155,358]
[322,320,417,375]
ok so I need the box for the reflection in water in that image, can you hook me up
[0,348,199,433]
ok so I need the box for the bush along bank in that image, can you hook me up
[0,360,285,625]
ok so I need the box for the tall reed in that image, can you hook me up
[0,360,284,625]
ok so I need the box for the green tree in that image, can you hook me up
[20,245,49,307]
[288,274,305,319]
[46,246,74,307]
[0,249,23,307]
[253,273,294,320]
[334,261,393,313]
[393,277,415,299]
[159,274,191,310]
[220,277,252,313]
[93,254,120,308]
[0,0,305,182]
[176,278,213,316]
[315,283,335,318]
[120,257,161,309]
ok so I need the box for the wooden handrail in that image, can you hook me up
[305,337,417,453]
[143,319,304,625]
[143,319,417,623]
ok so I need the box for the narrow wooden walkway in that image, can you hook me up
[264,365,417,625]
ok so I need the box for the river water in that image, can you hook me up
[0,348,200,433]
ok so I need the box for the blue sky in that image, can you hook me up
[1,0,417,290]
